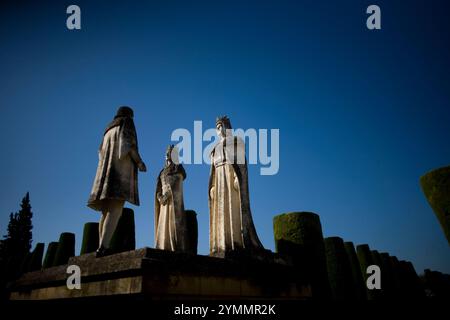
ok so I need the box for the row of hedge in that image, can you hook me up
[25,208,199,271]
[274,211,428,300]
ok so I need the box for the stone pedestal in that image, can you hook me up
[9,248,311,301]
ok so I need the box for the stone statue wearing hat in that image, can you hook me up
[154,145,188,252]
[88,106,147,257]
[209,116,264,256]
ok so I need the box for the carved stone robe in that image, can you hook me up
[154,164,187,252]
[208,135,263,255]
[88,117,139,211]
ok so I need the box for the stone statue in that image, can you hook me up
[208,116,264,256]
[154,145,188,252]
[87,106,147,257]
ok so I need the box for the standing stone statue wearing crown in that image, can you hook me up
[154,145,188,252]
[209,116,264,256]
[88,106,147,257]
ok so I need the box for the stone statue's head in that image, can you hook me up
[165,144,180,165]
[216,115,232,139]
[115,106,134,119]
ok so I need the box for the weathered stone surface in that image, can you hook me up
[8,248,311,301]
[209,116,264,256]
[155,145,188,252]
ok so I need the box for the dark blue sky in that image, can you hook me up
[1,0,449,273]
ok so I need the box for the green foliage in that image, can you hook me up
[324,237,355,300]
[0,193,34,290]
[42,242,59,269]
[273,212,322,253]
[371,250,385,299]
[344,242,367,300]
[389,256,403,294]
[80,222,99,255]
[0,193,33,261]
[110,208,135,254]
[420,165,450,244]
[379,252,396,298]
[273,212,330,299]
[185,210,198,254]
[399,260,425,298]
[28,242,44,272]
[356,244,376,300]
[18,252,31,276]
[53,233,75,266]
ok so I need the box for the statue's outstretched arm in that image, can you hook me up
[130,149,147,172]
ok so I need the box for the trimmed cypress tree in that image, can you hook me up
[420,165,450,244]
[0,193,34,287]
[43,242,59,269]
[344,241,367,300]
[371,250,385,299]
[389,256,403,295]
[110,208,135,254]
[356,244,376,300]
[80,222,99,255]
[379,252,396,299]
[423,269,450,299]
[18,252,31,276]
[324,237,355,300]
[399,260,424,299]
[27,242,44,272]
[273,212,331,299]
[185,210,198,254]
[53,233,75,266]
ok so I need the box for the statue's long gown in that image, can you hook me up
[209,135,263,255]
[154,164,187,252]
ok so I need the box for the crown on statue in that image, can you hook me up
[166,144,175,156]
[216,115,232,129]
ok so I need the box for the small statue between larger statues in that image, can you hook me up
[154,145,188,252]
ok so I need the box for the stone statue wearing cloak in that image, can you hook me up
[154,145,188,252]
[88,106,147,257]
[208,116,264,256]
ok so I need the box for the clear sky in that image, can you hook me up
[1,0,449,274]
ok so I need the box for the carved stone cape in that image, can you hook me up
[88,116,139,211]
